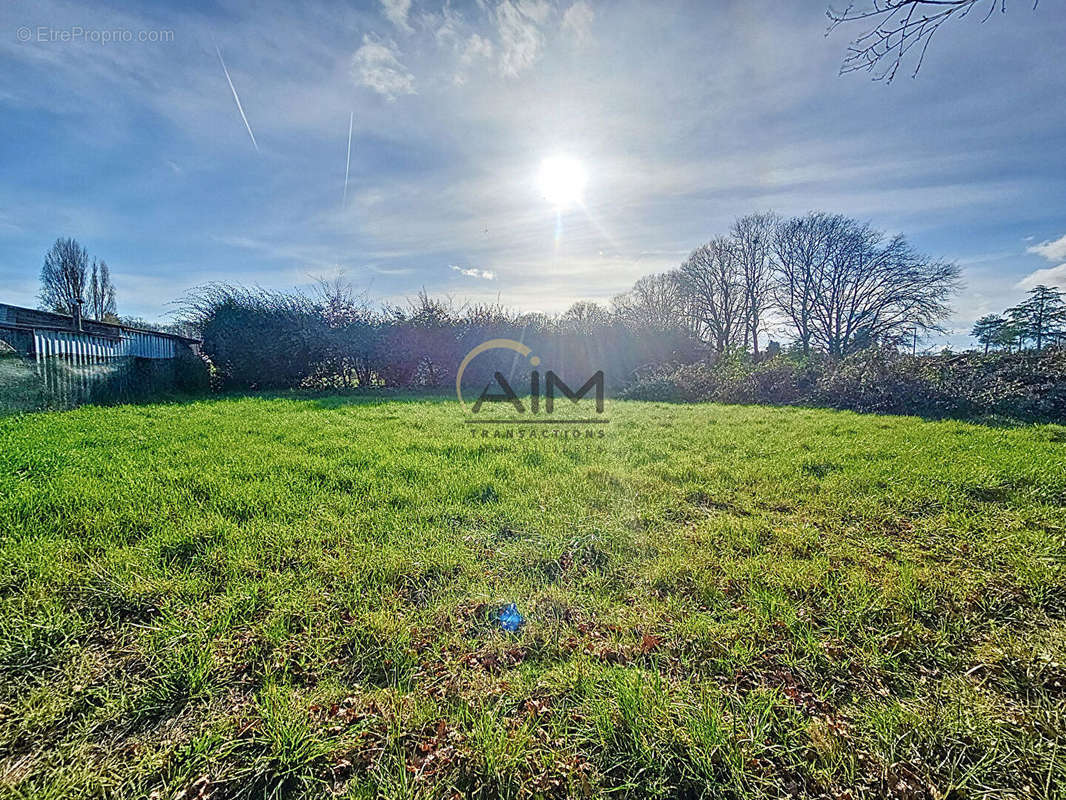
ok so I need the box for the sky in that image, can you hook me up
[1,0,1064,349]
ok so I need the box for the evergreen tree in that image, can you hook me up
[971,314,1007,354]
[1006,285,1066,351]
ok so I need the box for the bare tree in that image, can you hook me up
[827,0,1028,82]
[770,213,959,355]
[88,259,118,320]
[559,301,612,339]
[730,212,777,357]
[770,214,836,356]
[40,237,89,315]
[678,238,747,354]
[612,272,685,331]
[814,217,959,355]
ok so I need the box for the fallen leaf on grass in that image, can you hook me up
[525,698,551,717]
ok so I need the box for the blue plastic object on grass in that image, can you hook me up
[498,603,525,632]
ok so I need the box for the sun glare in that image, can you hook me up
[537,156,587,209]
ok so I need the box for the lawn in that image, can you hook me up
[0,396,1064,799]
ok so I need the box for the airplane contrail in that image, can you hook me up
[216,46,259,152]
[343,111,353,207]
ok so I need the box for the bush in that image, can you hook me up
[924,349,1066,420]
[173,346,212,394]
[622,348,1066,422]
[622,353,819,406]
[180,285,331,390]
[814,348,941,415]
[179,284,705,394]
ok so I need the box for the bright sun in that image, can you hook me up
[538,155,587,209]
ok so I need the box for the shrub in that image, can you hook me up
[925,349,1066,420]
[173,346,212,394]
[814,348,942,415]
[180,285,331,390]
[622,353,819,406]
[622,348,1066,422]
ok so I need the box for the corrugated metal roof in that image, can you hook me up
[0,302,200,344]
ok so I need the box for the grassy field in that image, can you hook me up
[0,396,1064,799]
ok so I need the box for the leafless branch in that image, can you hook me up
[826,0,1030,82]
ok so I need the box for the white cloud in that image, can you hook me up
[462,34,494,65]
[1016,264,1066,290]
[433,6,462,45]
[561,1,595,42]
[1026,234,1066,263]
[495,0,548,76]
[516,0,551,24]
[380,0,413,31]
[352,35,416,99]
[452,33,494,85]
[451,265,496,280]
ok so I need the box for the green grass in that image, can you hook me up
[0,395,1064,799]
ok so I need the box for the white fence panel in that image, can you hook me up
[31,329,178,361]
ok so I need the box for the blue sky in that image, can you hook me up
[1,0,1064,347]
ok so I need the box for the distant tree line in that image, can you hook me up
[971,286,1066,354]
[629,212,960,358]
[39,237,117,321]
[178,281,700,393]
[177,211,964,394]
